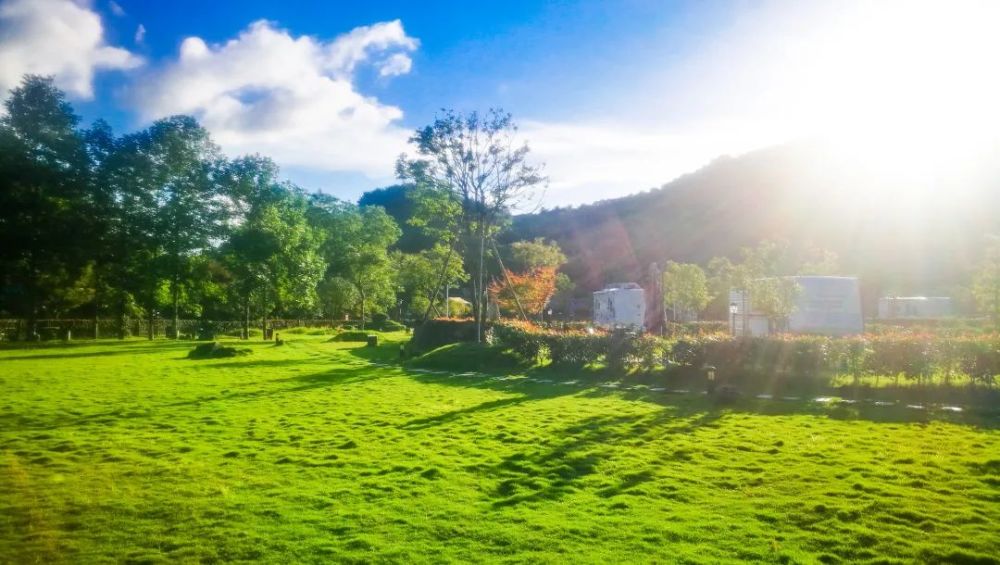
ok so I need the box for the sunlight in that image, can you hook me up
[769,0,1000,189]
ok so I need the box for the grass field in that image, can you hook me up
[1,333,998,564]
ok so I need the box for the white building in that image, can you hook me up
[593,283,646,330]
[877,296,952,319]
[730,276,864,337]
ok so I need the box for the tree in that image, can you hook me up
[394,244,467,319]
[504,238,566,273]
[973,235,1000,326]
[309,196,401,329]
[317,276,360,319]
[397,109,546,340]
[489,266,558,317]
[358,184,436,252]
[220,158,325,338]
[0,75,92,337]
[661,262,711,321]
[144,116,224,337]
[748,277,801,332]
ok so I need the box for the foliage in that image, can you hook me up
[661,261,711,321]
[503,237,566,272]
[309,196,401,329]
[394,243,467,320]
[397,109,547,340]
[186,342,251,359]
[408,342,525,372]
[488,266,558,317]
[972,235,1000,326]
[0,76,93,334]
[331,331,373,342]
[409,319,481,353]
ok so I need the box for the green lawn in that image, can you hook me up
[1,334,998,564]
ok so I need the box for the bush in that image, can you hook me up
[409,319,482,354]
[544,333,608,367]
[375,319,406,332]
[491,322,547,362]
[187,342,251,359]
[331,331,372,342]
[408,342,524,372]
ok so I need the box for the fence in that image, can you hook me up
[0,318,355,341]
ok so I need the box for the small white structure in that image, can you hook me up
[878,296,952,319]
[730,276,864,337]
[593,283,646,330]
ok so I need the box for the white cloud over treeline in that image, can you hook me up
[0,0,142,98]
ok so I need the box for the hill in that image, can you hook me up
[510,141,1000,313]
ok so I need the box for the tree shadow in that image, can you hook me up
[484,407,723,508]
[0,363,387,432]
[0,341,195,361]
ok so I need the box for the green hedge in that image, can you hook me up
[331,331,372,342]
[409,319,482,354]
[489,322,1000,390]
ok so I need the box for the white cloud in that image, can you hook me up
[108,0,124,17]
[378,53,412,77]
[0,0,143,99]
[132,19,417,180]
[134,23,145,44]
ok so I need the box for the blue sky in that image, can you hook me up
[3,0,999,206]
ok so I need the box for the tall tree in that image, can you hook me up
[309,196,401,330]
[661,261,711,321]
[397,109,546,340]
[0,76,92,337]
[489,266,558,317]
[503,237,566,273]
[394,244,467,319]
[220,157,324,338]
[972,235,1000,326]
[145,116,224,337]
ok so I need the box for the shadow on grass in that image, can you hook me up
[0,340,196,361]
[356,339,1000,429]
[0,363,389,432]
[484,408,723,508]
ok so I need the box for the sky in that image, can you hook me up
[2,0,999,208]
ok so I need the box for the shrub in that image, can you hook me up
[409,319,481,354]
[544,333,608,367]
[491,322,547,362]
[409,342,524,372]
[374,319,406,332]
[331,331,372,342]
[187,342,251,359]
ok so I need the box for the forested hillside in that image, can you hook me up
[510,141,1000,310]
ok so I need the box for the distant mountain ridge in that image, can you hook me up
[509,141,1000,308]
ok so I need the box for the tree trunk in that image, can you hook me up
[117,290,127,339]
[421,241,456,324]
[171,274,180,339]
[491,239,529,322]
[476,229,486,342]
[93,287,100,339]
[147,305,154,340]
[359,286,366,331]
[260,289,268,340]
[242,297,250,340]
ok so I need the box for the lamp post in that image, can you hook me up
[729,302,738,337]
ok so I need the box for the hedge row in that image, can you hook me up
[488,323,1000,388]
[490,323,660,371]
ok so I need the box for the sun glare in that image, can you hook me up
[770,0,1000,189]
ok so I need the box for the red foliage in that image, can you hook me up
[488,267,558,316]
